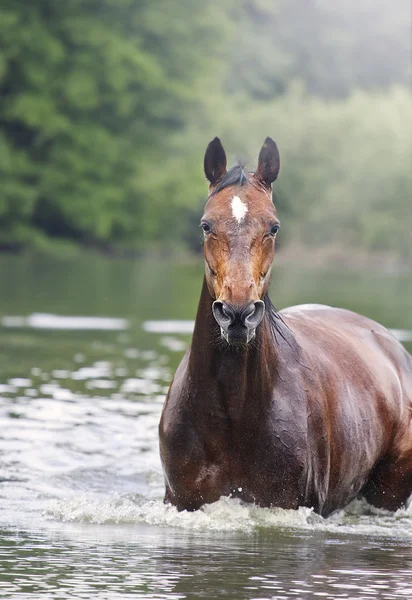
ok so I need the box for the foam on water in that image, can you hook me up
[45,494,412,538]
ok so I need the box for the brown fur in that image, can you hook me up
[159,139,412,516]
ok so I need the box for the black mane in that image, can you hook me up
[209,164,249,196]
[263,294,295,348]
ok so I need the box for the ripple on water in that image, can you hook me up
[1,313,129,330]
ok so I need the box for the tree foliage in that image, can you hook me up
[226,0,410,98]
[0,0,230,249]
[0,0,410,259]
[214,86,412,258]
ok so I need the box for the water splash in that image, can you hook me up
[45,494,412,538]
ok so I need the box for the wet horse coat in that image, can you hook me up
[159,137,412,516]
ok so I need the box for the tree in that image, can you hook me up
[0,0,232,249]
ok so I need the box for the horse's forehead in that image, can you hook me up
[230,195,248,224]
[204,187,275,223]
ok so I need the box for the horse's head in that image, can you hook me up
[201,137,280,346]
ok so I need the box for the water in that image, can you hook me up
[0,254,411,599]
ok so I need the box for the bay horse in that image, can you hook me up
[159,137,412,517]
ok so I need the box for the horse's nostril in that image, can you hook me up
[212,301,234,327]
[213,301,265,334]
[244,301,265,327]
[222,304,232,319]
[240,302,256,323]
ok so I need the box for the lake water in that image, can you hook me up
[0,254,411,599]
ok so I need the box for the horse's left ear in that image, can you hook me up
[255,137,280,187]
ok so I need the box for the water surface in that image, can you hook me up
[0,255,411,599]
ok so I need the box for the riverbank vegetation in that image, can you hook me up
[0,1,410,260]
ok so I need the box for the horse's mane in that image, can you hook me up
[209,164,249,196]
[263,294,296,349]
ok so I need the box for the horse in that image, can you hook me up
[159,137,412,516]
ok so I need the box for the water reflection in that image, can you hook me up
[1,526,412,599]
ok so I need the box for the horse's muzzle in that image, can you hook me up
[212,300,265,345]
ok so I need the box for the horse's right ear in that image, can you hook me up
[204,137,227,185]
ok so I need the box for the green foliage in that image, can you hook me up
[0,0,231,248]
[207,85,412,259]
[226,0,411,98]
[0,0,410,260]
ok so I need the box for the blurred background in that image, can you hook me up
[0,0,410,261]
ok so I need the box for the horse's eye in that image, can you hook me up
[201,222,212,235]
[269,224,280,236]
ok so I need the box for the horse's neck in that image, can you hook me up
[188,278,279,420]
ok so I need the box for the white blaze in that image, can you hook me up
[231,195,248,223]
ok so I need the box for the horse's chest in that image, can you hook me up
[162,421,303,510]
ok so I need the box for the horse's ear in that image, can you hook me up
[255,137,280,187]
[204,137,227,185]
